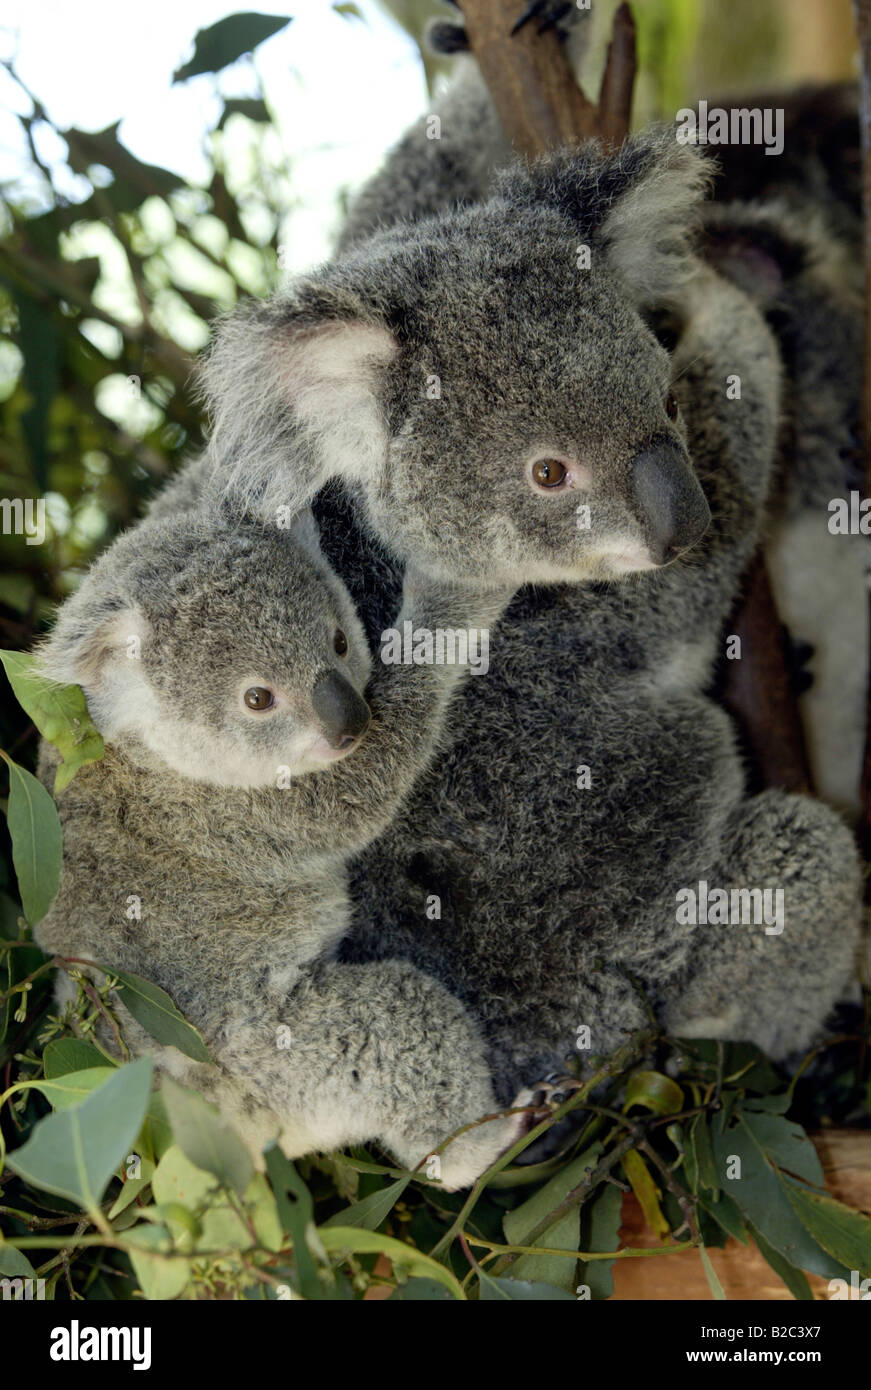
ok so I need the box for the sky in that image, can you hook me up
[0,0,432,269]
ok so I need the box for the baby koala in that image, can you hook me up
[34,502,531,1189]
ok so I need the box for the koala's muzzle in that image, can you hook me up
[630,443,711,565]
[312,672,371,750]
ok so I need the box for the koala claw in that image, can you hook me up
[516,1073,582,1115]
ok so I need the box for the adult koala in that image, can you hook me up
[188,111,861,1104]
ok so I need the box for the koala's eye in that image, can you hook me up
[244,686,275,712]
[665,391,680,421]
[530,458,568,490]
[333,629,348,657]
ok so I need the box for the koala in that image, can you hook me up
[187,116,862,1106]
[699,197,867,817]
[33,504,535,1189]
[338,18,867,816]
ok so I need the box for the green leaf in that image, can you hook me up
[690,1115,719,1197]
[126,1224,191,1301]
[503,1145,602,1293]
[0,652,105,792]
[247,1171,283,1253]
[7,1058,153,1213]
[173,13,292,82]
[0,1246,36,1278]
[711,1115,848,1279]
[782,1180,871,1278]
[0,752,62,926]
[108,967,211,1063]
[478,1271,575,1300]
[32,1066,116,1110]
[43,1038,112,1078]
[160,1077,253,1196]
[107,1157,155,1220]
[698,1190,748,1245]
[751,1225,815,1301]
[577,1182,624,1299]
[624,1069,684,1116]
[320,1227,465,1300]
[699,1245,726,1300]
[323,1175,411,1231]
[264,1146,325,1300]
[333,2,364,18]
[152,1142,217,1209]
[740,1110,824,1187]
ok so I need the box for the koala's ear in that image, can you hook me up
[198,293,398,523]
[497,129,712,307]
[698,201,821,307]
[36,593,147,691]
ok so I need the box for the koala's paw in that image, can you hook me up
[426,1088,553,1192]
[516,1072,583,1112]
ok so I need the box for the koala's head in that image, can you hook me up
[37,510,372,788]
[200,130,713,585]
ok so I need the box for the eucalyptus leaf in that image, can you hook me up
[7,1058,153,1213]
[43,1038,111,1078]
[0,651,104,792]
[1,752,62,926]
[578,1181,624,1299]
[624,1068,684,1116]
[751,1225,815,1300]
[782,1180,871,1277]
[503,1144,602,1293]
[108,967,211,1063]
[711,1115,849,1279]
[323,1175,411,1231]
[160,1077,253,1195]
[265,1146,324,1301]
[173,13,292,82]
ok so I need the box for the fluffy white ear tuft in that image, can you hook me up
[199,301,397,523]
[36,602,147,691]
[598,141,712,307]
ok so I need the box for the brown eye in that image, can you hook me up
[333,629,348,657]
[244,686,275,711]
[665,391,679,421]
[531,458,568,489]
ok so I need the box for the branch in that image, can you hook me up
[460,0,635,155]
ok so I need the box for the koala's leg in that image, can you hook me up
[194,960,531,1192]
[660,791,862,1061]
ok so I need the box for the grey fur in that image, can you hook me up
[199,129,714,585]
[189,113,862,1100]
[34,509,530,1189]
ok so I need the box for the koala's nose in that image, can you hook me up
[630,443,711,565]
[312,672,371,750]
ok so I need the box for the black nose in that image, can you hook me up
[311,672,371,749]
[630,443,711,565]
